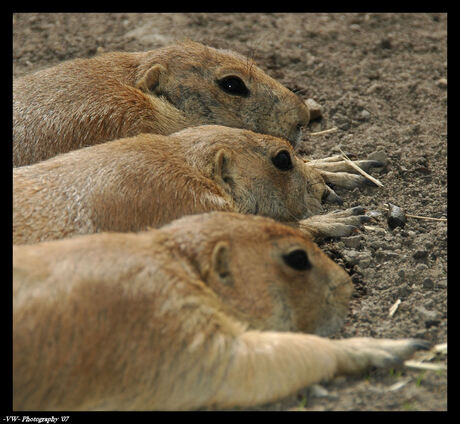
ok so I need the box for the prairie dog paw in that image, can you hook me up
[333,337,431,375]
[304,155,384,190]
[299,206,377,239]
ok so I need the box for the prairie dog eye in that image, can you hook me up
[283,249,311,271]
[217,76,250,97]
[272,150,293,171]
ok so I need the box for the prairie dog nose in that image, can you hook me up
[286,97,310,146]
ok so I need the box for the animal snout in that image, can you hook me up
[288,101,310,146]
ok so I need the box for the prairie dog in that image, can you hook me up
[14,125,368,245]
[13,40,309,166]
[13,212,428,411]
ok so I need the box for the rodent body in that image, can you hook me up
[13,125,333,245]
[13,212,427,411]
[13,40,309,167]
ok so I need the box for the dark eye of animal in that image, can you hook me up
[283,249,311,271]
[272,150,293,171]
[217,76,250,97]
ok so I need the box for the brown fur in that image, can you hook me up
[13,40,309,166]
[13,212,428,411]
[14,125,348,245]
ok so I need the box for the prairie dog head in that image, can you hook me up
[172,125,330,220]
[136,40,310,146]
[162,212,353,336]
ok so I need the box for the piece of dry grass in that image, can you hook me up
[381,204,447,222]
[386,378,411,392]
[404,214,447,222]
[404,360,447,371]
[309,127,338,136]
[433,343,448,355]
[388,299,401,317]
[339,148,384,187]
[403,343,447,371]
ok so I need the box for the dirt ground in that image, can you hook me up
[12,13,447,411]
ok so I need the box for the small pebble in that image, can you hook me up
[370,240,390,251]
[424,299,434,309]
[379,38,392,49]
[360,109,371,121]
[367,82,383,94]
[366,210,383,219]
[309,121,322,132]
[424,241,434,250]
[305,98,322,120]
[437,279,447,289]
[415,305,438,321]
[309,384,329,398]
[415,263,428,272]
[342,250,372,267]
[342,235,361,249]
[367,150,388,164]
[413,250,429,261]
[387,203,407,230]
[376,250,400,261]
[397,285,412,298]
[437,78,447,89]
[365,226,387,236]
[351,273,362,284]
[422,278,434,289]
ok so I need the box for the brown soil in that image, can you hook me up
[12,13,447,411]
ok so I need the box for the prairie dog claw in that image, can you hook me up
[305,155,385,190]
[333,338,432,375]
[297,206,376,240]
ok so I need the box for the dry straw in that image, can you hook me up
[339,147,384,187]
[307,129,446,223]
[381,204,447,223]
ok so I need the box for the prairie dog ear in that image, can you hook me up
[135,64,168,93]
[214,149,233,187]
[211,241,233,286]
